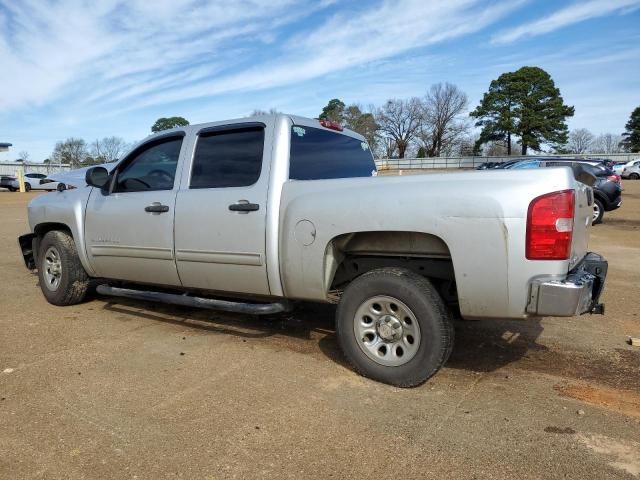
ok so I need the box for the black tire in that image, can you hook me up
[37,230,90,306]
[592,199,604,225]
[336,267,454,387]
[630,173,640,180]
[8,187,17,192]
[24,182,31,192]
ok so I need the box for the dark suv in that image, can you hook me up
[507,158,622,224]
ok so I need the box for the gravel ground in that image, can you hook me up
[1,182,639,479]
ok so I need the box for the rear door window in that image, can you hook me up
[190,126,264,189]
[289,126,375,180]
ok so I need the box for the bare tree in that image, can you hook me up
[567,128,594,154]
[51,138,88,168]
[375,98,422,158]
[91,136,129,164]
[18,150,30,163]
[250,108,279,116]
[592,133,624,154]
[419,83,470,157]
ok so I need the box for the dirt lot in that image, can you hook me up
[1,183,639,479]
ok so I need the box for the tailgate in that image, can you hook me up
[570,182,592,269]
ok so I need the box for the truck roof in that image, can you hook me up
[146,114,366,143]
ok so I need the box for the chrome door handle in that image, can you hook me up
[145,203,169,213]
[228,202,259,212]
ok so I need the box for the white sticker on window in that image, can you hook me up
[361,142,369,151]
[293,126,306,137]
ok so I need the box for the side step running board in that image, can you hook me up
[96,285,292,315]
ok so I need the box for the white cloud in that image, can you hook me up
[0,0,523,115]
[113,0,524,111]
[492,0,640,44]
[0,0,318,110]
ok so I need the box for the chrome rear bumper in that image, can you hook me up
[527,252,607,316]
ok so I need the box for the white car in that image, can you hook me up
[622,162,640,180]
[6,173,61,192]
[613,158,640,175]
[48,163,118,189]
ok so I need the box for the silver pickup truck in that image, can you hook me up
[19,114,607,387]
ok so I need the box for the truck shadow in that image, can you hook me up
[445,319,546,373]
[101,297,545,374]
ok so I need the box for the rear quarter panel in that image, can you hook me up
[279,168,584,319]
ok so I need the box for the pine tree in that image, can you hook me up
[471,67,574,155]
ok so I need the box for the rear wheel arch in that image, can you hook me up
[323,231,458,308]
[592,190,609,207]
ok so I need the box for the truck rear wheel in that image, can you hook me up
[37,230,90,306]
[336,267,454,387]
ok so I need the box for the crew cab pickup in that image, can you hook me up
[18,114,607,387]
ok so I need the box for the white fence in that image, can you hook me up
[375,153,638,170]
[0,162,72,176]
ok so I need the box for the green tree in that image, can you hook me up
[151,116,190,133]
[319,99,346,123]
[343,104,378,149]
[471,66,574,155]
[620,106,640,152]
[416,146,426,158]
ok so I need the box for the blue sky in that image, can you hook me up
[1,0,639,161]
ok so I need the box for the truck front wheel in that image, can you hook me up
[336,267,454,387]
[592,199,604,225]
[37,230,90,306]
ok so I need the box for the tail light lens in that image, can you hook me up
[606,174,620,183]
[526,190,575,260]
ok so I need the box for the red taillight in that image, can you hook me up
[526,190,575,260]
[319,119,344,131]
[606,174,620,183]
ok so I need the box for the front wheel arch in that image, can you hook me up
[37,230,90,305]
[33,223,73,264]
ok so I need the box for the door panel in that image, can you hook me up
[85,190,180,285]
[174,125,271,296]
[84,135,184,286]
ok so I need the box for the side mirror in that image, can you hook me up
[85,166,109,188]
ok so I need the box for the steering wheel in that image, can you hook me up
[147,169,174,183]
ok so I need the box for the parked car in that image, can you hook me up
[476,159,525,170]
[506,158,621,224]
[0,174,18,191]
[6,172,61,192]
[493,159,525,169]
[622,162,640,180]
[475,161,497,170]
[48,163,119,189]
[18,114,607,387]
[613,158,640,175]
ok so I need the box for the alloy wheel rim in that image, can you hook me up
[353,295,421,367]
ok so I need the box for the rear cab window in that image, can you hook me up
[289,125,375,180]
